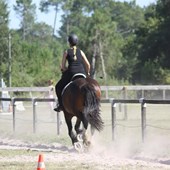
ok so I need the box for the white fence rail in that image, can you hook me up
[100,85,170,99]
[1,85,170,99]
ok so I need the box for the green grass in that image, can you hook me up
[0,162,166,170]
[0,149,37,157]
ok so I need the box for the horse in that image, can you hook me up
[61,75,104,151]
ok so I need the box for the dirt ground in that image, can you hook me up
[1,137,170,170]
[1,103,170,169]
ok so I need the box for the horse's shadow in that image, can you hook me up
[30,143,76,152]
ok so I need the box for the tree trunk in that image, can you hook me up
[91,43,97,78]
[53,7,58,36]
[99,40,107,83]
[23,8,26,40]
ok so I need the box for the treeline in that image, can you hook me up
[0,0,169,87]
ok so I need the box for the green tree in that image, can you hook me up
[10,0,167,86]
[39,0,146,85]
[11,0,63,87]
[11,32,63,87]
[56,0,120,83]
[0,0,10,85]
[40,0,63,36]
[14,0,36,40]
[128,0,170,84]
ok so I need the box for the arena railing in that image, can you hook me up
[1,97,170,143]
[1,85,170,99]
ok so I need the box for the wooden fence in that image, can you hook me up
[100,85,170,99]
[0,97,59,134]
[111,98,170,142]
[1,97,170,142]
[1,85,170,99]
[1,85,170,142]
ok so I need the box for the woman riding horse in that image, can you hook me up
[54,34,103,150]
[54,34,90,112]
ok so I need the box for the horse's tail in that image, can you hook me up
[81,84,104,131]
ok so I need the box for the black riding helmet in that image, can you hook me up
[68,34,78,46]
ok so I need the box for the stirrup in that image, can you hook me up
[54,105,63,112]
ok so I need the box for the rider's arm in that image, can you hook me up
[80,50,90,76]
[61,51,68,72]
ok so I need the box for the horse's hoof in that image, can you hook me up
[83,141,92,152]
[77,134,83,142]
[74,142,84,152]
[84,141,91,148]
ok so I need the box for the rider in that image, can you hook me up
[54,34,90,112]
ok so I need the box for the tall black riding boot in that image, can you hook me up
[54,97,63,112]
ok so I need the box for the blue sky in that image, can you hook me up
[8,0,156,32]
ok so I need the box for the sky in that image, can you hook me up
[8,0,156,33]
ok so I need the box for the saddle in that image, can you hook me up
[71,73,86,81]
[61,73,86,96]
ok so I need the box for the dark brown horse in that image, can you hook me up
[62,76,104,151]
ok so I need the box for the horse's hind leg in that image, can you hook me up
[64,112,77,145]
[80,115,91,147]
[91,125,95,136]
[75,118,83,134]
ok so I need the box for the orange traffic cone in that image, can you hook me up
[37,154,45,170]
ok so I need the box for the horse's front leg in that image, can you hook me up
[64,112,77,145]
